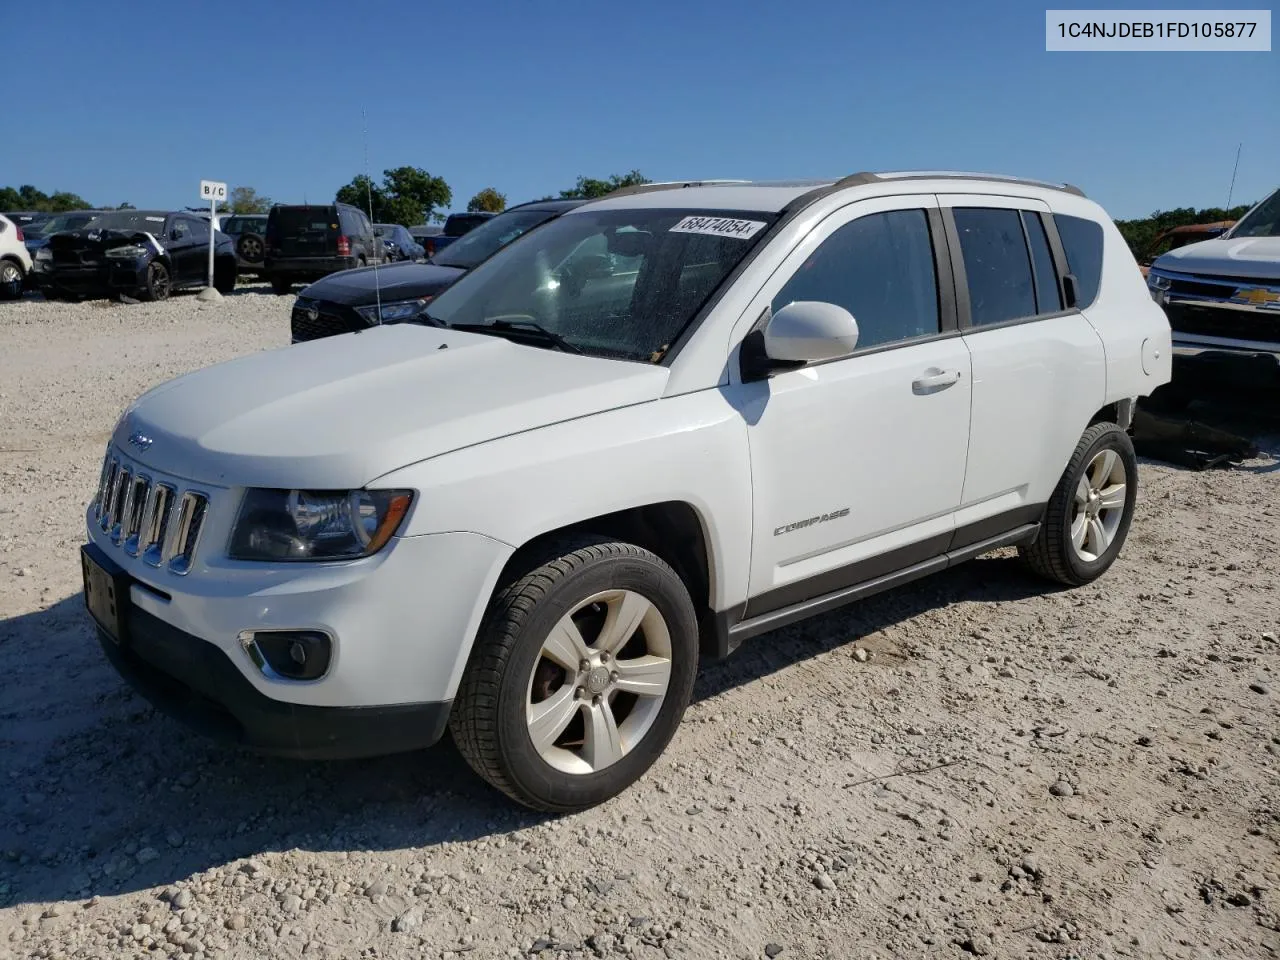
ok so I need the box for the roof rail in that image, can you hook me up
[601,179,752,200]
[831,170,1086,197]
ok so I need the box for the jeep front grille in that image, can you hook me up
[94,451,208,575]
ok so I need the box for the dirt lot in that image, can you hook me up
[1,289,1277,960]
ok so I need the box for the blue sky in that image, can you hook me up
[5,1,1276,220]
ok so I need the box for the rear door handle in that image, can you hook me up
[912,368,962,394]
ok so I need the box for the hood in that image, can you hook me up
[1154,235,1280,280]
[299,260,465,306]
[115,324,669,489]
[48,228,163,255]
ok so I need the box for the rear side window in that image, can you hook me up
[953,208,1036,326]
[1022,212,1062,314]
[772,209,940,351]
[1053,214,1104,309]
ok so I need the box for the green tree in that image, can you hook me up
[0,184,91,212]
[336,168,451,225]
[467,187,507,213]
[559,170,650,200]
[226,186,272,214]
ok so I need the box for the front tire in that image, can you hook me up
[0,260,24,300]
[451,537,698,812]
[1019,421,1138,586]
[140,260,171,302]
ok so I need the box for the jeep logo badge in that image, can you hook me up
[127,431,154,452]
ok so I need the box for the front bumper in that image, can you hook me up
[1171,339,1280,391]
[91,556,452,759]
[39,261,147,296]
[84,486,514,722]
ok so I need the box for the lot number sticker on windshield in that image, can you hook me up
[669,216,766,240]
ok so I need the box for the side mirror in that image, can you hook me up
[764,300,859,362]
[741,301,860,381]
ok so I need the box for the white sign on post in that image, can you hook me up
[199,180,227,293]
[199,180,227,203]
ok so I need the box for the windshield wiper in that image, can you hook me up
[449,319,583,354]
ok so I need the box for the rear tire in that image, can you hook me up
[1019,422,1138,586]
[270,276,293,295]
[140,261,171,302]
[451,537,698,812]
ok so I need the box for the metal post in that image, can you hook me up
[207,196,216,289]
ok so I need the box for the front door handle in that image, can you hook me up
[912,368,962,395]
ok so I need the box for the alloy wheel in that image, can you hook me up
[525,589,673,775]
[1070,448,1127,562]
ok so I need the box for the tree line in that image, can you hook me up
[1,170,653,227]
[1114,202,1255,259]
[19,171,1244,258]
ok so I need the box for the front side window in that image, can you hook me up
[954,208,1037,326]
[171,219,191,241]
[772,209,940,351]
[424,208,777,363]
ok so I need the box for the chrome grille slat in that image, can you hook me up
[109,467,132,541]
[169,491,208,575]
[122,475,150,556]
[142,483,175,567]
[92,446,209,574]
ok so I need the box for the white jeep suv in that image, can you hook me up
[82,172,1171,811]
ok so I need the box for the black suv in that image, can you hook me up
[263,203,385,294]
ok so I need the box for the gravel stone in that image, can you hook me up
[1049,781,1075,798]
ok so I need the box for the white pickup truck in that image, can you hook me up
[82,172,1171,810]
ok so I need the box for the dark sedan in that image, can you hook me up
[291,199,586,342]
[35,210,238,301]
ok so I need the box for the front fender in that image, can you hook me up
[374,388,754,615]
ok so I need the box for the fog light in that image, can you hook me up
[238,629,332,681]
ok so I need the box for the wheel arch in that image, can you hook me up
[491,501,719,657]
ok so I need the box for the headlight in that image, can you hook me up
[105,244,148,259]
[229,489,413,561]
[1147,271,1172,304]
[354,297,433,324]
[35,247,52,261]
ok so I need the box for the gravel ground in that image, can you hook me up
[1,288,1278,960]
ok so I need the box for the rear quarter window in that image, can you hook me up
[1053,214,1104,310]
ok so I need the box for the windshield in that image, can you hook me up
[1231,187,1280,238]
[86,211,169,233]
[432,209,558,270]
[425,208,777,363]
[27,212,97,236]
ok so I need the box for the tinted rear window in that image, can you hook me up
[1053,214,1104,310]
[270,207,337,235]
[444,213,490,236]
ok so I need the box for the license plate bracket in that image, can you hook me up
[82,544,131,645]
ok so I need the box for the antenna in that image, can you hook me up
[363,103,382,322]
[1225,142,1242,212]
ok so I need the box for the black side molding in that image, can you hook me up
[709,521,1040,657]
